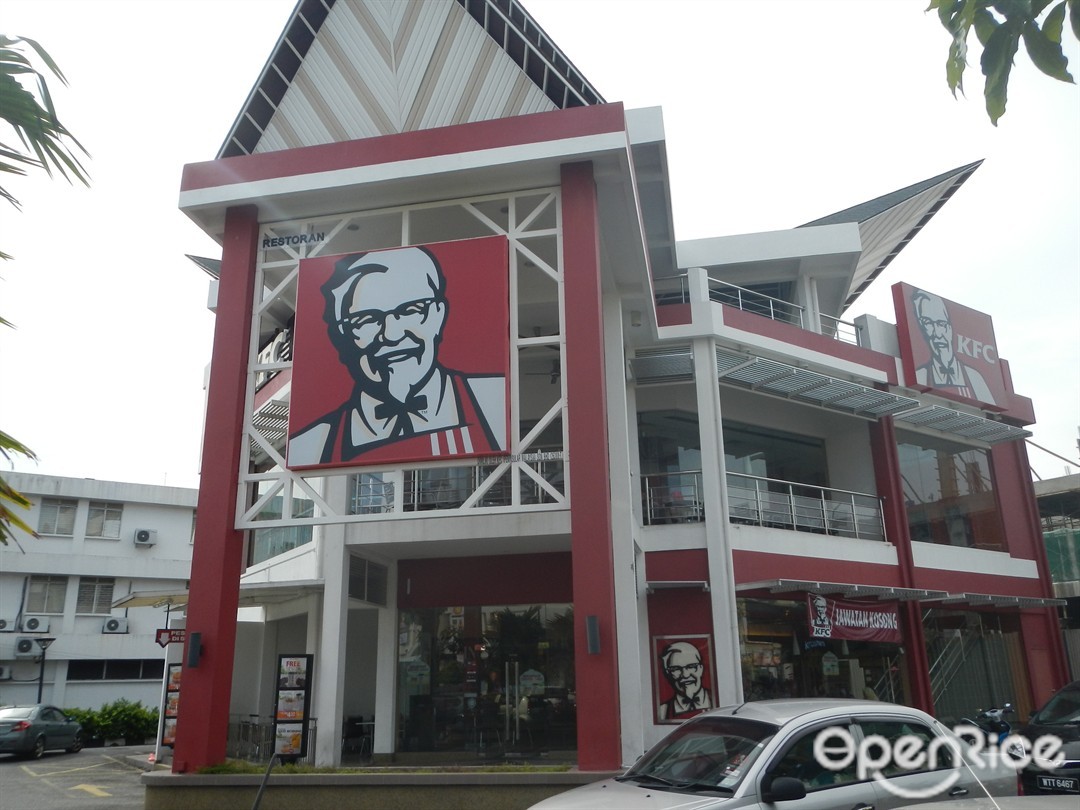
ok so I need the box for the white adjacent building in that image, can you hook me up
[0,473,196,709]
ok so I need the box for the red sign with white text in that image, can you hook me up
[806,593,901,643]
[893,282,1007,410]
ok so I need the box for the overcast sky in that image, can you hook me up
[1,0,1077,491]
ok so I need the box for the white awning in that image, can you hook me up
[737,579,950,601]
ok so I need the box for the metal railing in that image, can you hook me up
[226,715,318,765]
[641,470,886,542]
[653,274,863,346]
[726,472,886,541]
[707,279,804,328]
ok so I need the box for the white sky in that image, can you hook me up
[1,0,1077,491]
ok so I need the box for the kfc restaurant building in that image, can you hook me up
[172,0,1068,773]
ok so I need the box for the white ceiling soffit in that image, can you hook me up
[220,0,604,158]
[799,161,983,313]
[736,579,951,601]
[629,346,1029,445]
[894,404,1031,444]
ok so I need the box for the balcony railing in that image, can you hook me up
[641,470,886,541]
[653,275,862,346]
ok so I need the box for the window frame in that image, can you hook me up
[76,576,116,615]
[38,497,78,536]
[86,501,124,539]
[26,574,68,614]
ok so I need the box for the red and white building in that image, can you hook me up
[172,0,1068,772]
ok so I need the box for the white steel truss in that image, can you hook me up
[236,188,568,531]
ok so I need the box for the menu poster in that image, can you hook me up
[160,663,182,747]
[272,654,313,759]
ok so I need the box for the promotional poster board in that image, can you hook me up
[806,593,901,643]
[161,663,182,747]
[892,282,1007,409]
[653,634,716,724]
[272,654,314,759]
[287,237,511,469]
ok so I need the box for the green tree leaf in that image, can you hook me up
[1022,17,1076,80]
[981,16,1023,123]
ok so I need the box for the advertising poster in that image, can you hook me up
[287,237,511,469]
[653,635,715,724]
[272,654,314,759]
[160,663,182,747]
[892,282,1007,409]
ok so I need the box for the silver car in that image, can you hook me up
[529,699,1017,809]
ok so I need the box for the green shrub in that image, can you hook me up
[62,707,98,739]
[95,698,159,741]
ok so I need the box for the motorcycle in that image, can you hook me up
[958,703,1015,747]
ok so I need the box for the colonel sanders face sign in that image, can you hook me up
[288,238,510,469]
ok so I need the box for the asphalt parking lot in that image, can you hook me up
[0,745,154,810]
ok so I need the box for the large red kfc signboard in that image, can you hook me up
[287,237,510,469]
[893,282,1007,410]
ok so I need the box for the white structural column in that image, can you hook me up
[373,562,399,755]
[692,334,744,707]
[605,300,646,767]
[797,274,821,334]
[313,479,350,766]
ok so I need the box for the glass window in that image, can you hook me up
[857,719,955,776]
[348,557,388,606]
[26,575,67,613]
[76,577,115,614]
[68,659,164,681]
[350,473,395,514]
[86,502,123,538]
[723,422,828,487]
[898,431,1004,550]
[769,724,860,790]
[38,498,77,536]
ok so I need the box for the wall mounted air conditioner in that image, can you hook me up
[14,637,37,658]
[102,617,128,634]
[0,665,11,680]
[134,529,157,546]
[0,617,16,632]
[21,615,50,633]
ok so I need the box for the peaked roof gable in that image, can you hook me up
[800,161,983,312]
[219,0,604,158]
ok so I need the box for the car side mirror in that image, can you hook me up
[762,776,807,803]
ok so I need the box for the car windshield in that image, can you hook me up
[0,707,34,719]
[622,715,778,792]
[1030,686,1080,726]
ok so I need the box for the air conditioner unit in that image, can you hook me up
[14,637,37,658]
[102,617,128,634]
[21,615,50,633]
[0,617,16,633]
[134,529,157,546]
[0,665,11,680]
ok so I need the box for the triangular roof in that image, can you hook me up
[800,160,983,311]
[218,0,604,158]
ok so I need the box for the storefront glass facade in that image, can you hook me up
[397,603,576,755]
[738,597,909,704]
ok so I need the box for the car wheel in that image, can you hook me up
[28,735,46,759]
[66,733,83,753]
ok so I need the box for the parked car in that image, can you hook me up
[1018,679,1080,797]
[529,699,1017,809]
[0,704,83,759]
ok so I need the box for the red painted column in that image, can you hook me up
[869,416,934,713]
[172,205,260,772]
[561,162,621,771]
[990,439,1070,701]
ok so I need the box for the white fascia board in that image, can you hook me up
[676,222,863,268]
[625,106,666,145]
[730,525,899,565]
[911,543,1039,579]
[178,131,629,213]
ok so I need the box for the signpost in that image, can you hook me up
[156,628,186,648]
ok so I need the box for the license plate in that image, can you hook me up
[1037,775,1079,793]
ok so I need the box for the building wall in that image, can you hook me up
[0,473,195,710]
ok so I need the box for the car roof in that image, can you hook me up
[701,698,932,727]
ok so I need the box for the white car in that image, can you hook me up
[529,699,1017,809]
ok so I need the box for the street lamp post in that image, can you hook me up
[34,637,56,703]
